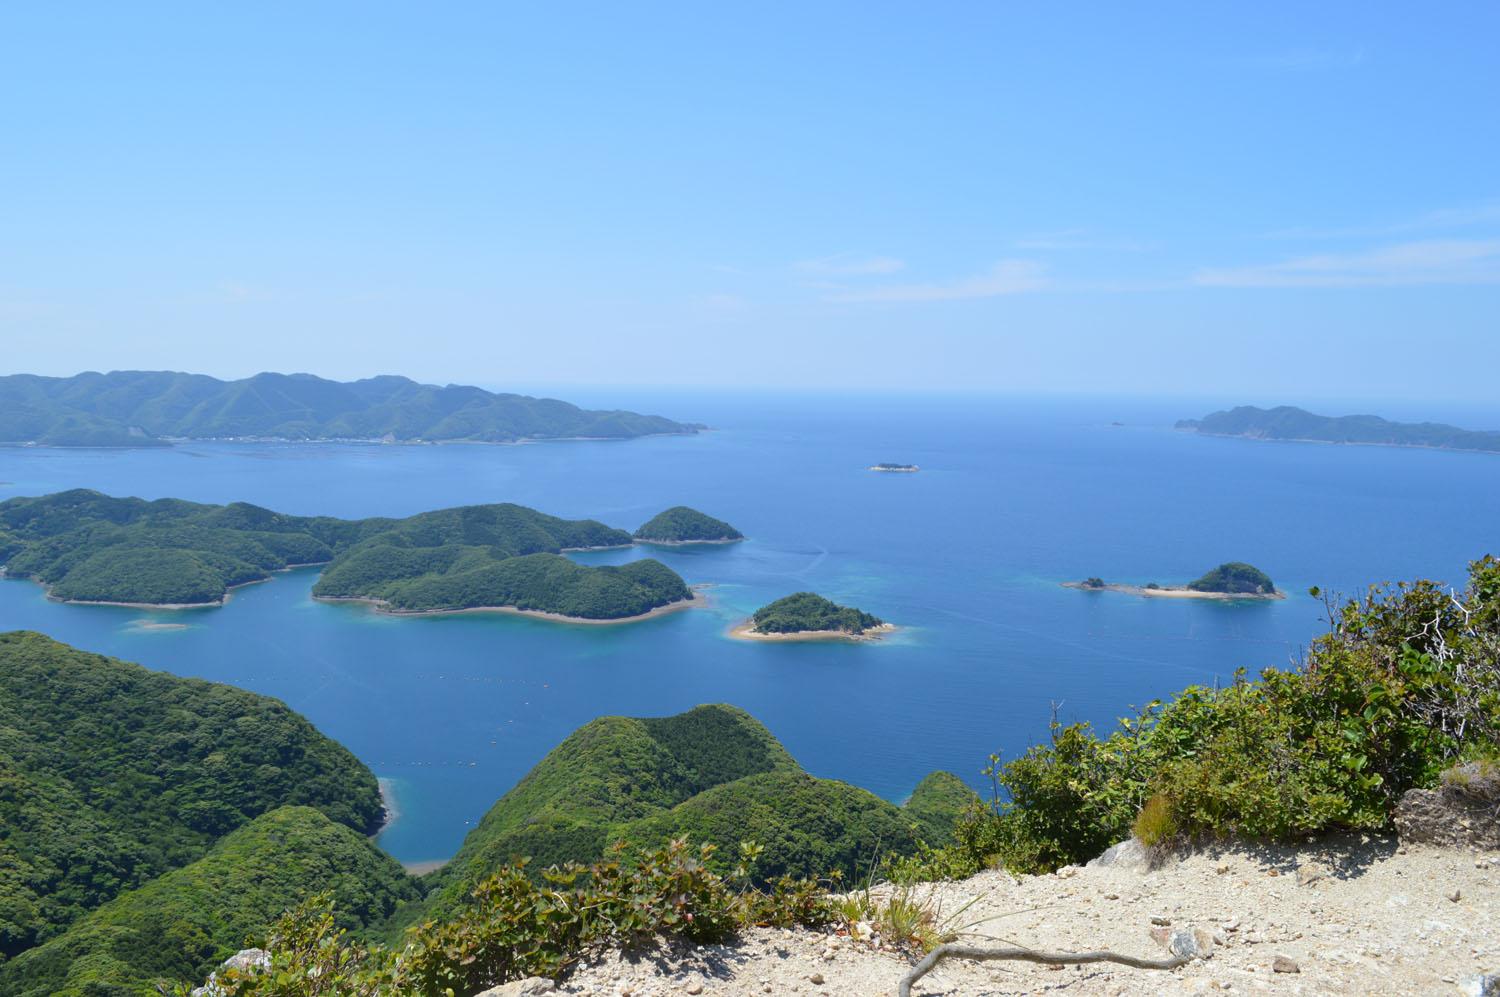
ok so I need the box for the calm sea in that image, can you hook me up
[2,392,1496,865]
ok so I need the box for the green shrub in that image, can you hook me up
[951,557,1500,872]
[1132,794,1177,847]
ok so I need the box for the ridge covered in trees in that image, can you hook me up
[0,370,701,447]
[0,490,693,618]
[1176,404,1500,454]
[0,807,419,997]
[0,632,384,961]
[412,704,972,927]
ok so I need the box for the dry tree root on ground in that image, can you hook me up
[897,943,1188,996]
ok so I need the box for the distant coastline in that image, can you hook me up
[1061,580,1285,601]
[728,621,897,642]
[1177,405,1500,456]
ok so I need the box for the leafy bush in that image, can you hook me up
[931,557,1500,873]
[189,840,831,997]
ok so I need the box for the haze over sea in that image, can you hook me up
[2,391,1497,866]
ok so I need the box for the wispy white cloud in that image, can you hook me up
[796,254,906,276]
[828,260,1047,302]
[1195,239,1500,288]
[1266,200,1500,240]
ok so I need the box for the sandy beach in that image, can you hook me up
[316,587,708,624]
[1063,581,1285,601]
[727,621,897,642]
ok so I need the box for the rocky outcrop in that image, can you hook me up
[1394,762,1500,850]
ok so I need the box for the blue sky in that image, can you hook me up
[3,3,1498,400]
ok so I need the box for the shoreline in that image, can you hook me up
[315,587,709,625]
[11,560,331,611]
[633,536,744,547]
[728,621,897,643]
[1,429,705,450]
[1178,429,1500,457]
[1062,581,1285,601]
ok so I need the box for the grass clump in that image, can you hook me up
[1131,794,1178,847]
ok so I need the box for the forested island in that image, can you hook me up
[869,462,919,472]
[731,591,893,641]
[0,490,719,621]
[633,505,744,544]
[1066,561,1282,600]
[1177,405,1500,454]
[0,370,702,447]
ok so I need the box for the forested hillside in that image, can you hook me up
[0,632,384,960]
[0,370,701,446]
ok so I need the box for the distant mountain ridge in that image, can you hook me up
[1176,405,1500,454]
[0,370,702,446]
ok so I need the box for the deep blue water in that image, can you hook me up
[1,393,1497,865]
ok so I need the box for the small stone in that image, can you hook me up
[1460,973,1500,997]
[1151,926,1214,959]
[1272,955,1300,974]
[1057,864,1079,879]
[1215,863,1231,875]
[1105,892,1120,900]
[809,974,825,986]
[762,985,772,994]
[1295,862,1327,887]
[1266,868,1280,877]
[1449,889,1463,902]
[821,950,835,962]
[1151,915,1173,926]
[685,983,704,996]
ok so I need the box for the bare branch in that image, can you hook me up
[897,943,1187,996]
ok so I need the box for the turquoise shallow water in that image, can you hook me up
[1,393,1497,864]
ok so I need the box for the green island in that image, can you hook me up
[0,632,385,965]
[868,462,919,472]
[731,591,891,641]
[4,554,1498,995]
[0,490,717,621]
[0,370,702,447]
[1176,404,1500,455]
[632,506,744,544]
[1065,561,1281,600]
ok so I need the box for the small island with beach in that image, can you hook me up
[633,506,743,544]
[869,462,919,472]
[1065,562,1284,601]
[730,591,895,642]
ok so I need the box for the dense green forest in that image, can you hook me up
[750,591,885,634]
[0,370,700,446]
[632,506,743,543]
[1176,404,1500,453]
[413,705,970,926]
[1186,561,1276,594]
[0,490,693,618]
[0,632,384,961]
[0,807,419,997]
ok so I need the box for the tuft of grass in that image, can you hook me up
[1132,794,1178,847]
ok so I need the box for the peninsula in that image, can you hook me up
[1065,562,1283,600]
[0,490,725,621]
[0,370,702,447]
[633,505,744,544]
[730,591,894,641]
[1177,405,1500,455]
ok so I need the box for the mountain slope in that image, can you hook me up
[0,632,384,959]
[0,806,419,997]
[416,705,971,923]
